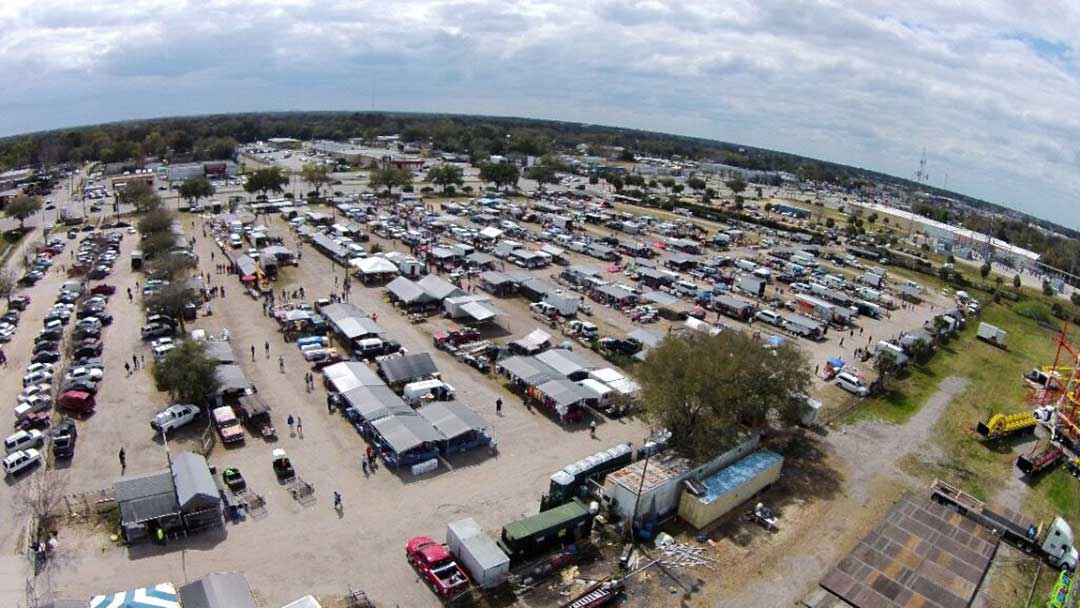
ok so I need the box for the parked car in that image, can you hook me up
[90,284,117,295]
[8,295,30,311]
[57,391,95,414]
[31,350,61,364]
[3,448,42,476]
[18,383,51,404]
[835,372,870,397]
[51,419,78,458]
[14,395,51,419]
[65,366,104,383]
[150,404,200,434]
[405,536,471,598]
[141,323,174,340]
[4,429,44,454]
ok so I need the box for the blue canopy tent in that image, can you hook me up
[90,583,179,608]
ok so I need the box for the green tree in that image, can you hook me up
[687,177,706,192]
[867,212,878,224]
[659,177,676,192]
[873,349,901,389]
[608,175,624,192]
[369,166,413,194]
[119,181,160,213]
[1043,280,1055,296]
[144,282,199,329]
[140,231,178,259]
[3,193,42,230]
[825,217,835,228]
[525,164,558,190]
[588,173,599,185]
[478,162,520,191]
[979,262,991,279]
[725,177,747,194]
[153,340,221,405]
[1071,291,1080,307]
[636,331,811,462]
[178,177,214,209]
[244,166,289,198]
[300,162,333,199]
[148,252,196,280]
[426,164,464,192]
[1013,274,1022,290]
[137,207,174,238]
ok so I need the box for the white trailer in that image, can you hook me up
[446,518,510,589]
[977,322,1007,348]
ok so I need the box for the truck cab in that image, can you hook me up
[1043,517,1079,570]
[406,536,470,598]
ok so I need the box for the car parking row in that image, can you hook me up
[5,230,123,478]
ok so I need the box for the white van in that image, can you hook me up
[755,309,782,326]
[403,379,455,405]
[4,429,44,454]
[836,372,870,397]
[673,280,698,297]
[229,234,243,249]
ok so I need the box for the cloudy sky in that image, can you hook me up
[2,0,1078,227]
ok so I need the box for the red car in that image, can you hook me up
[405,536,470,598]
[90,284,116,296]
[58,391,95,414]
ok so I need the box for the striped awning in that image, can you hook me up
[90,583,179,608]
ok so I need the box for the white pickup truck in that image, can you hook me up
[151,404,200,434]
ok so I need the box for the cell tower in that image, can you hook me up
[914,148,929,185]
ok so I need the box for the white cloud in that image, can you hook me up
[1,0,1078,227]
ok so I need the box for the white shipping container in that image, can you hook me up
[446,518,510,589]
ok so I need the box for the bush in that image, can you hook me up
[1013,301,1052,323]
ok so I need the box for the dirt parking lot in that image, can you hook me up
[0,184,949,607]
[18,219,647,607]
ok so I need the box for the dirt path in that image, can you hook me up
[713,376,970,607]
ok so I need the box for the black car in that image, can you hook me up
[33,340,60,354]
[52,419,77,458]
[77,305,107,319]
[73,344,102,359]
[74,326,101,340]
[599,337,643,356]
[62,379,98,394]
[37,327,64,342]
[32,350,61,364]
[1,310,19,324]
[18,272,42,286]
[8,296,30,311]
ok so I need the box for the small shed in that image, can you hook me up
[447,518,511,589]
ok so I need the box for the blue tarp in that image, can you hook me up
[695,450,783,505]
[766,335,785,348]
[827,357,845,368]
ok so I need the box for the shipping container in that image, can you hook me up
[678,450,783,529]
[447,518,510,589]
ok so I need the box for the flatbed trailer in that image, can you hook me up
[930,479,1039,550]
[1017,445,1064,476]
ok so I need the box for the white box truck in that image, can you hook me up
[446,518,510,589]
[977,322,1007,349]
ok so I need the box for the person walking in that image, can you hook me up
[118,447,126,471]
[250,345,256,361]
[287,414,295,433]
[127,287,133,302]
[333,491,342,511]
[296,417,303,437]
[132,354,139,370]
[124,361,131,376]
[362,454,369,474]
[496,398,503,415]
[279,355,285,373]
[365,445,375,469]
[265,340,270,358]
[589,420,597,438]
[141,354,146,368]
